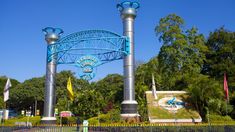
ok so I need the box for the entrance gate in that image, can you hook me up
[41,1,140,124]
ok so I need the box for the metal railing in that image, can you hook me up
[0,125,235,132]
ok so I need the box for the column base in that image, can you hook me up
[41,117,57,125]
[121,101,140,123]
[121,100,138,116]
[121,115,140,123]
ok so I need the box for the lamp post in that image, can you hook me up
[41,27,63,124]
[117,1,140,119]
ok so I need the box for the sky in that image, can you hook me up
[0,0,235,82]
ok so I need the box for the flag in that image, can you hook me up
[224,73,229,101]
[4,78,12,102]
[67,77,74,101]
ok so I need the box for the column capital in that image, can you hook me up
[42,27,63,44]
[117,1,139,19]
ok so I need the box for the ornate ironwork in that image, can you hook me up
[76,55,100,80]
[44,28,130,80]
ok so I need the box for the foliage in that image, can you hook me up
[203,27,235,100]
[208,99,233,116]
[205,114,233,123]
[155,14,207,90]
[55,70,89,112]
[185,74,223,117]
[71,89,105,120]
[153,13,235,121]
[203,27,235,79]
[3,116,41,126]
[59,117,78,124]
[0,77,20,109]
[135,57,160,121]
[9,77,44,113]
[1,71,124,122]
[203,27,235,117]
[94,74,123,113]
[88,109,121,125]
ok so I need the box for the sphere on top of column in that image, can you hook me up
[117,1,140,19]
[42,27,63,44]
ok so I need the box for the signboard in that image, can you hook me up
[21,110,25,115]
[26,111,31,117]
[54,108,58,115]
[3,110,9,119]
[83,120,89,132]
[36,110,40,116]
[60,111,72,117]
[0,110,3,124]
[0,110,3,117]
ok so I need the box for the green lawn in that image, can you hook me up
[32,126,77,132]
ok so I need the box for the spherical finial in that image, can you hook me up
[42,27,63,44]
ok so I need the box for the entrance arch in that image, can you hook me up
[41,1,140,124]
[45,28,130,80]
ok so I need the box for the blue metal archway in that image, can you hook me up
[41,1,140,124]
[44,27,130,80]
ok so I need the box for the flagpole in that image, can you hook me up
[226,100,227,115]
[226,98,229,116]
[224,73,229,116]
[3,78,12,121]
[3,96,6,122]
[3,101,6,123]
[67,98,69,111]
[3,102,6,109]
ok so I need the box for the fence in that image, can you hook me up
[0,125,235,132]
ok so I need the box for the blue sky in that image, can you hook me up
[0,0,235,82]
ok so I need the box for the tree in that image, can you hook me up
[9,77,44,113]
[135,57,161,121]
[155,14,186,75]
[153,14,233,120]
[155,14,207,90]
[94,74,123,113]
[7,70,89,116]
[0,76,20,109]
[186,74,223,117]
[185,27,208,74]
[203,27,235,90]
[203,27,235,118]
[55,70,89,112]
[71,89,105,119]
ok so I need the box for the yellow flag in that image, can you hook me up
[67,77,74,101]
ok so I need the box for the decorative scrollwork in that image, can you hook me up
[76,55,100,80]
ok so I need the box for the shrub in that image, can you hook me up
[88,117,99,125]
[88,109,121,125]
[57,116,78,125]
[3,116,41,126]
[206,114,233,123]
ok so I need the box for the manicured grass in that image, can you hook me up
[32,126,77,132]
